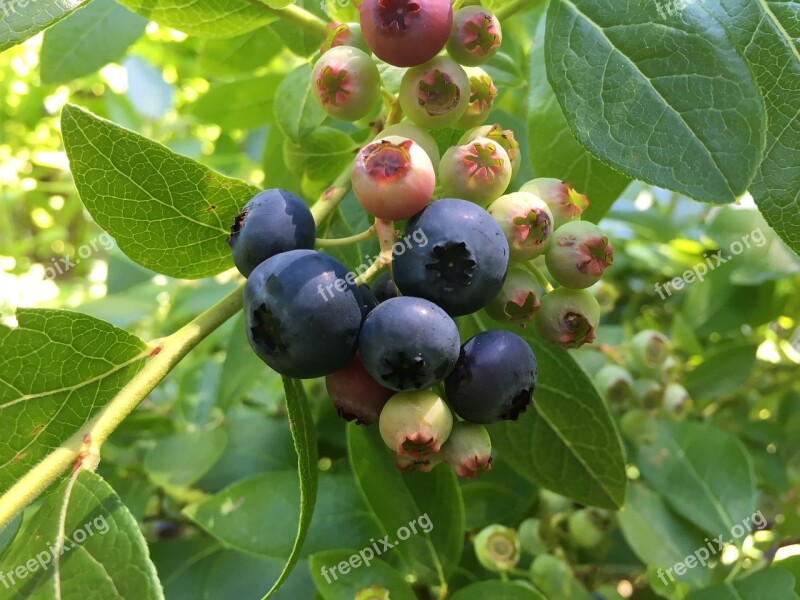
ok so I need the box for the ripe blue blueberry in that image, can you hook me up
[445,330,537,423]
[359,296,460,391]
[358,284,380,315]
[371,270,400,302]
[228,189,316,277]
[392,198,509,316]
[244,250,363,378]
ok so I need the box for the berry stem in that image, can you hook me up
[0,283,246,530]
[310,165,353,225]
[315,225,377,247]
[354,219,396,285]
[526,261,555,293]
[257,2,328,38]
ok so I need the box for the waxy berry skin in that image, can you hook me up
[535,287,600,349]
[460,124,521,175]
[244,250,364,379]
[377,123,440,165]
[446,6,502,67]
[488,191,555,261]
[326,354,394,425]
[311,46,380,121]
[445,330,538,424]
[351,135,435,220]
[399,56,470,129]
[545,221,614,289]
[521,178,589,228]
[321,21,370,54]
[228,189,316,277]
[359,296,460,391]
[486,266,544,326]
[359,0,453,68]
[440,422,492,478]
[439,137,511,206]
[378,390,453,457]
[393,199,509,317]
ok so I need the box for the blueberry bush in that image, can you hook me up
[0,0,799,599]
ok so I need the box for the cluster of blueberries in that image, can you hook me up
[227,0,615,477]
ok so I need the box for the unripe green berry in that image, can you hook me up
[473,525,521,572]
[594,364,635,404]
[486,266,544,326]
[446,6,502,66]
[630,330,671,370]
[378,391,453,458]
[536,288,600,349]
[663,382,693,415]
[518,518,547,555]
[459,124,521,175]
[441,422,492,478]
[355,586,390,600]
[399,56,470,129]
[634,378,664,409]
[567,508,609,548]
[311,46,380,121]
[455,67,497,130]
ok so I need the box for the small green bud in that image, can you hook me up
[517,518,547,555]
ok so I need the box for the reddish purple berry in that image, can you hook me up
[326,354,394,425]
[359,0,453,67]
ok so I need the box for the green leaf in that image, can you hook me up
[347,424,464,586]
[40,0,147,85]
[685,567,799,600]
[116,0,276,38]
[309,550,417,600]
[484,325,627,509]
[451,581,546,600]
[700,0,800,254]
[633,420,757,538]
[617,483,711,587]
[143,429,227,489]
[527,8,630,222]
[0,0,90,53]
[0,470,163,599]
[545,0,766,204]
[61,104,258,279]
[0,309,148,494]
[267,0,327,57]
[684,342,758,400]
[284,127,357,187]
[190,75,283,130]
[198,27,283,77]
[274,64,327,143]
[184,471,380,558]
[261,378,319,599]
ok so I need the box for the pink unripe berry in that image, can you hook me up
[312,46,380,121]
[488,192,555,260]
[521,178,589,227]
[446,6,502,66]
[439,137,511,206]
[352,135,435,220]
[326,354,394,425]
[456,67,497,129]
[545,221,613,288]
